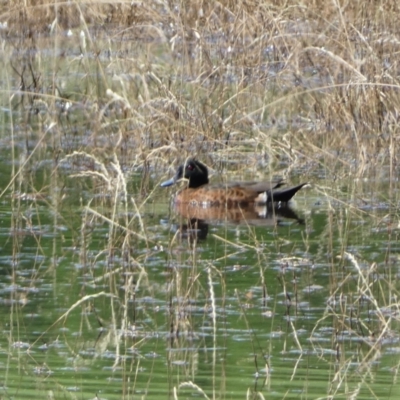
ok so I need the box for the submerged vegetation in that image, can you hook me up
[0,0,400,399]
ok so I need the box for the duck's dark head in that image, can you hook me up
[161,159,209,189]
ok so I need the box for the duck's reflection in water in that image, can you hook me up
[174,204,304,242]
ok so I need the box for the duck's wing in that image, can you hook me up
[209,179,284,192]
[240,180,285,192]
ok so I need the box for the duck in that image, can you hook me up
[161,159,307,207]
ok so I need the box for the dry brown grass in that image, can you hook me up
[1,0,400,200]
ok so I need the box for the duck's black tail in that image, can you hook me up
[266,183,308,203]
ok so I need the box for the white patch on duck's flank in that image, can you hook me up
[255,192,268,204]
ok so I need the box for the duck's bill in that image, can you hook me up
[160,177,175,187]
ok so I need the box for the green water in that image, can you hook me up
[0,151,399,400]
